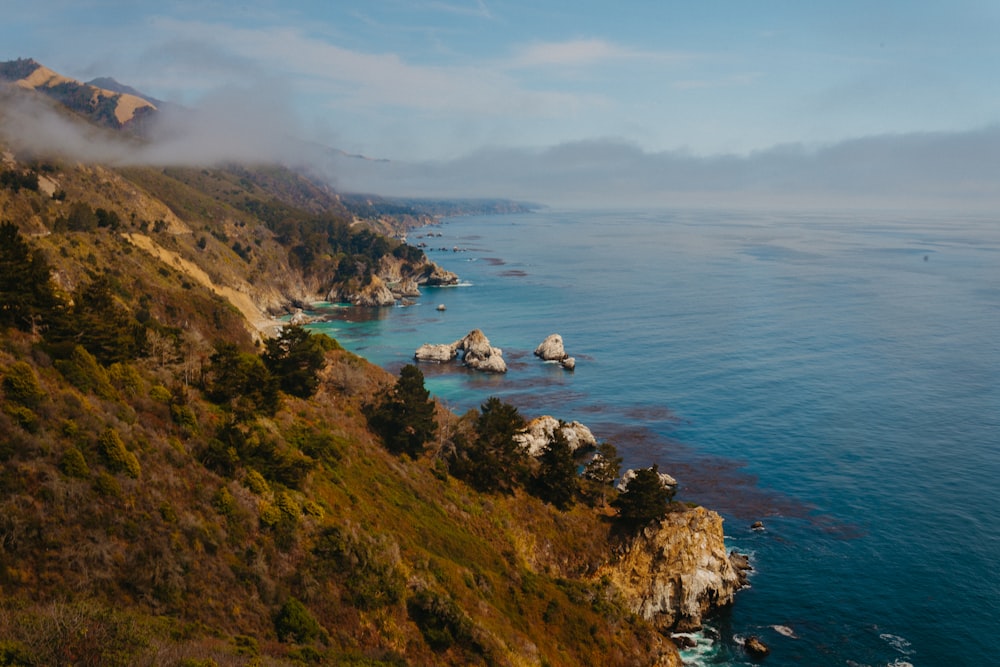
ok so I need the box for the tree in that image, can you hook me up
[582,441,623,507]
[612,464,672,526]
[452,397,527,493]
[366,364,438,457]
[0,221,61,332]
[204,342,279,418]
[262,324,337,398]
[534,425,578,509]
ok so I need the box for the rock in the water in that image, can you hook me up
[751,521,765,531]
[414,342,459,363]
[514,416,598,456]
[535,333,577,369]
[729,550,753,588]
[535,333,567,361]
[597,506,744,632]
[458,329,507,373]
[419,265,460,286]
[745,636,770,658]
[416,329,506,372]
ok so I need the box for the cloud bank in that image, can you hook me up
[322,128,1000,210]
[3,84,998,211]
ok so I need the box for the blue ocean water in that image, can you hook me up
[309,208,1000,666]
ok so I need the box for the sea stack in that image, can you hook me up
[534,333,576,370]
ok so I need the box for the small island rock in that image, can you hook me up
[745,636,770,658]
[535,334,567,361]
[459,329,507,373]
[414,329,506,373]
[535,333,576,369]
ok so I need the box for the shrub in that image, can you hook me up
[407,589,475,652]
[1,361,46,408]
[148,385,172,403]
[312,526,405,610]
[274,597,322,644]
[2,405,38,433]
[54,345,115,399]
[59,446,90,478]
[97,428,141,478]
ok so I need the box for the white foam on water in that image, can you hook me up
[879,633,914,655]
[675,628,723,666]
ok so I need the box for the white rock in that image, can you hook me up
[414,342,458,363]
[617,468,678,493]
[515,416,598,456]
[534,334,567,361]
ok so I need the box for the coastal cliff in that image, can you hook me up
[599,506,746,632]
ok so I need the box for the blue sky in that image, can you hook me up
[4,1,1000,207]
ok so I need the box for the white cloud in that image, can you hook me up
[143,17,598,117]
[507,38,692,69]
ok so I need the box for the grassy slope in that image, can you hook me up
[0,150,677,666]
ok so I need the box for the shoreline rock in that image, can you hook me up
[598,506,744,633]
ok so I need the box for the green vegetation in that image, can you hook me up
[612,465,676,526]
[365,364,438,457]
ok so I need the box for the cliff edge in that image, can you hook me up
[600,506,745,632]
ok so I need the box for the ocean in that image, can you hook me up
[308,208,1000,666]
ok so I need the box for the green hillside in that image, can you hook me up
[0,134,692,666]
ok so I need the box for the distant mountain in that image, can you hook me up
[0,57,156,130]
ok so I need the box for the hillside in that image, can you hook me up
[0,61,745,666]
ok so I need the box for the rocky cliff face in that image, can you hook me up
[599,506,745,633]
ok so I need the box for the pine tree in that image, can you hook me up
[0,221,61,332]
[452,397,527,493]
[582,441,622,507]
[366,364,438,457]
[262,324,338,398]
[612,464,672,526]
[535,425,578,509]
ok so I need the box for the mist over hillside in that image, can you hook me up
[4,57,998,211]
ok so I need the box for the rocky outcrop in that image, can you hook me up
[617,468,678,493]
[515,416,598,456]
[598,506,746,632]
[328,274,397,306]
[418,264,460,286]
[414,329,506,373]
[457,329,506,373]
[534,333,576,370]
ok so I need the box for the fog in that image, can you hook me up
[3,86,999,212]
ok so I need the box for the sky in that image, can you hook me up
[3,0,1000,208]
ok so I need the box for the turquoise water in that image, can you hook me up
[309,208,1000,666]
